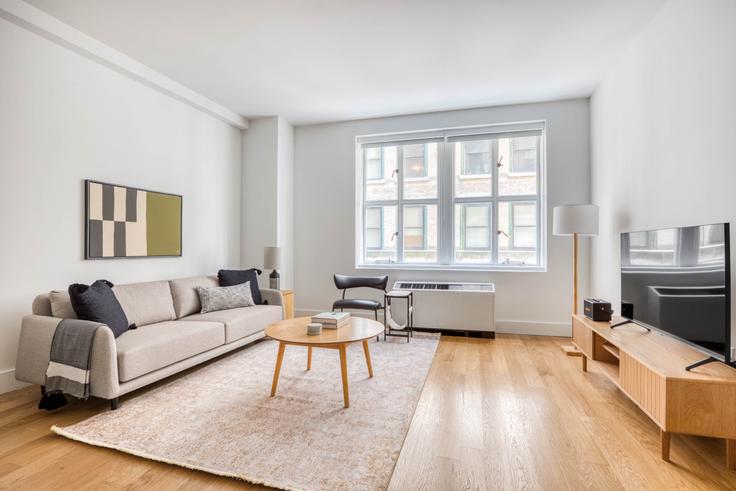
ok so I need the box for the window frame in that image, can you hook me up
[356,122,546,271]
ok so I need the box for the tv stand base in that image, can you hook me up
[685,356,719,371]
[609,319,650,331]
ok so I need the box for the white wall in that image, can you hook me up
[294,99,591,334]
[240,116,294,289]
[0,17,243,392]
[590,0,736,345]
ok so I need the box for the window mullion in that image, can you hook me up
[397,146,404,263]
[439,139,453,265]
[491,139,499,265]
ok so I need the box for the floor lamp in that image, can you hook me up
[553,204,599,356]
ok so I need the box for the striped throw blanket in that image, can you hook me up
[39,319,102,410]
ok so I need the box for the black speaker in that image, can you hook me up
[584,299,613,321]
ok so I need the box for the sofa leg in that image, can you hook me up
[110,398,119,410]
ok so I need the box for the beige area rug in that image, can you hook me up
[52,334,440,491]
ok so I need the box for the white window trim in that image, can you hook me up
[355,121,547,272]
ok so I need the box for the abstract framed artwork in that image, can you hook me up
[85,180,182,259]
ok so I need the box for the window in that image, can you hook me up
[509,136,537,174]
[358,122,544,269]
[511,203,536,249]
[365,147,383,180]
[403,144,428,179]
[365,207,383,249]
[461,141,491,175]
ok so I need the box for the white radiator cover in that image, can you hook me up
[391,281,495,333]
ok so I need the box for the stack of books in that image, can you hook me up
[311,311,350,329]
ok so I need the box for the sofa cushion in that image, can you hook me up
[49,290,77,319]
[115,320,224,382]
[182,305,282,343]
[113,280,176,327]
[169,276,219,318]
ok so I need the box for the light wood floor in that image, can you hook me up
[1,335,735,490]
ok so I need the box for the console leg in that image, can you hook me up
[685,357,718,371]
[727,439,736,471]
[110,398,119,411]
[661,430,671,462]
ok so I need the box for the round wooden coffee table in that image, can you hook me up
[265,316,384,408]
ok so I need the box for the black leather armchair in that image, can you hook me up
[332,274,389,321]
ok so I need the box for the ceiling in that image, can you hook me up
[26,0,665,125]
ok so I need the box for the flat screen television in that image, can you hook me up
[620,223,731,366]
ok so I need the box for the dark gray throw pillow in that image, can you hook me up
[68,280,132,338]
[218,268,263,304]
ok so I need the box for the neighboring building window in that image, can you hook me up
[403,205,426,249]
[461,204,490,249]
[365,207,383,249]
[509,136,537,174]
[510,203,536,249]
[365,147,383,180]
[358,123,544,269]
[403,144,428,179]
[461,140,491,175]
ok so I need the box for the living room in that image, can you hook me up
[1,0,735,489]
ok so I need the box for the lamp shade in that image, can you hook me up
[263,246,281,269]
[553,204,599,236]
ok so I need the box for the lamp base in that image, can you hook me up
[269,269,280,290]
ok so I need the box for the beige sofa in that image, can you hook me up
[15,276,283,409]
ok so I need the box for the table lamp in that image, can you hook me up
[263,246,282,290]
[553,204,599,356]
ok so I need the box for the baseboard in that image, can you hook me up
[495,320,571,337]
[0,368,28,395]
[297,308,570,337]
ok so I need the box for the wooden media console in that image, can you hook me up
[572,314,736,470]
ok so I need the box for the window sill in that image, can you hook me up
[355,263,546,273]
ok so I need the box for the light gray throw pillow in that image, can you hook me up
[196,282,255,314]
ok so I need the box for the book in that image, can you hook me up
[311,312,350,324]
[321,317,350,329]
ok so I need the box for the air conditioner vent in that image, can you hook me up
[390,281,495,332]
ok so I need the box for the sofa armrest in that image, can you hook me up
[15,315,120,399]
[260,288,284,308]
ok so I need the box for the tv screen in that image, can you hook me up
[620,223,730,362]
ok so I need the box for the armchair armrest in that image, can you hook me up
[15,315,120,399]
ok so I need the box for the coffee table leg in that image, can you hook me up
[339,344,349,408]
[307,346,312,371]
[362,339,373,378]
[271,342,286,397]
